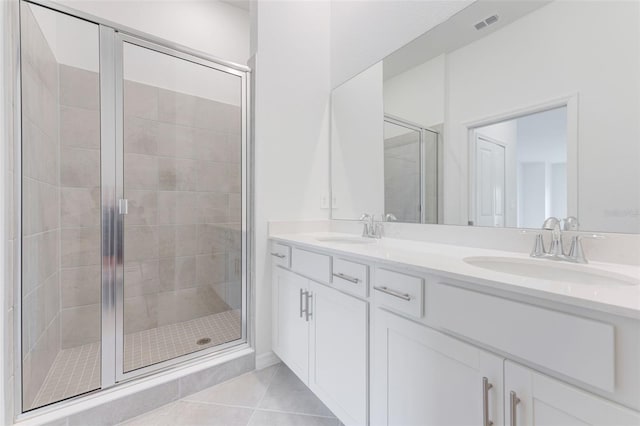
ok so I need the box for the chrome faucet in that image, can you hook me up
[360,213,383,239]
[531,216,588,263]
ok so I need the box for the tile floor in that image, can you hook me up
[31,310,241,410]
[119,363,341,426]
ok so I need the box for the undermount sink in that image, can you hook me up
[463,256,639,286]
[315,236,377,245]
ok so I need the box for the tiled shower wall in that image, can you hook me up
[122,80,242,335]
[20,5,61,409]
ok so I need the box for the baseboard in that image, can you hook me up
[256,351,280,370]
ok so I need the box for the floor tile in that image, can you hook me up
[258,365,334,417]
[248,410,340,426]
[121,401,253,426]
[185,364,280,408]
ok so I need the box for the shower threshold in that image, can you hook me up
[29,309,241,410]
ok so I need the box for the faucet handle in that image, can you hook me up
[530,234,546,257]
[566,235,588,264]
[563,216,580,231]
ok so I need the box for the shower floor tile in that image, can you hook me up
[31,309,242,410]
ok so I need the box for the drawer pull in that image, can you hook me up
[270,252,286,259]
[509,391,520,426]
[333,272,360,284]
[482,377,493,426]
[374,286,411,301]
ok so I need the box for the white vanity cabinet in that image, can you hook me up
[371,308,504,426]
[271,243,369,426]
[504,361,640,426]
[272,265,310,381]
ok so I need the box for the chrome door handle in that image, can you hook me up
[482,377,493,426]
[509,391,520,426]
[299,289,305,318]
[118,198,128,215]
[271,252,286,259]
[374,286,411,301]
[305,292,313,322]
[333,272,359,284]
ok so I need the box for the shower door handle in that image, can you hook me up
[118,199,129,215]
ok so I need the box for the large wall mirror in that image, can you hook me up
[330,0,640,234]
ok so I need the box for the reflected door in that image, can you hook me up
[117,38,246,377]
[475,136,506,227]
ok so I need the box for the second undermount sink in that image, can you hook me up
[315,236,377,245]
[463,256,639,286]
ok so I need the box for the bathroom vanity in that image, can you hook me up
[269,233,640,426]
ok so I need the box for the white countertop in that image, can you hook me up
[270,232,640,319]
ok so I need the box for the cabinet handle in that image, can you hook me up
[374,286,411,301]
[299,289,305,318]
[482,377,493,426]
[333,272,360,283]
[305,292,313,322]
[509,391,521,426]
[271,252,286,259]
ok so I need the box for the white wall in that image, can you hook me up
[384,54,445,128]
[252,0,331,360]
[330,0,472,88]
[445,1,640,233]
[332,63,384,219]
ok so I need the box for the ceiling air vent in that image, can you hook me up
[475,14,499,30]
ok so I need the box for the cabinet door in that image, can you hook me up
[504,361,640,426]
[272,266,309,382]
[309,281,368,426]
[371,309,504,426]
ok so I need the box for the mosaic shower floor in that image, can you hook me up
[31,309,242,410]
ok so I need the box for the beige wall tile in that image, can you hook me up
[61,146,100,188]
[194,129,228,162]
[158,158,198,191]
[126,190,158,226]
[22,119,58,184]
[158,256,196,291]
[124,260,160,298]
[158,225,197,258]
[125,153,158,190]
[61,266,101,308]
[124,80,158,120]
[61,304,100,348]
[123,294,158,334]
[60,105,100,149]
[157,122,198,159]
[61,187,101,228]
[158,89,197,127]
[61,227,100,267]
[124,116,159,155]
[59,65,99,110]
[197,161,229,193]
[124,225,159,262]
[196,253,227,285]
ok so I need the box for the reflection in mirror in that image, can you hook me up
[383,117,438,223]
[471,106,568,229]
[330,0,640,233]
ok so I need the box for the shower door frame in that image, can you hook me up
[13,0,253,418]
[111,32,251,384]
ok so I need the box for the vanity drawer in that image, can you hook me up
[332,257,369,298]
[270,242,291,268]
[374,268,424,318]
[292,247,331,283]
[427,283,615,392]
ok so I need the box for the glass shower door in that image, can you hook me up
[117,38,246,376]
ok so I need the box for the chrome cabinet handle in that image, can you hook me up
[271,252,286,259]
[333,272,359,284]
[299,289,305,318]
[509,391,520,426]
[305,292,313,321]
[374,286,411,301]
[482,377,493,426]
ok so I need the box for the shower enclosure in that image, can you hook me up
[17,0,250,413]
